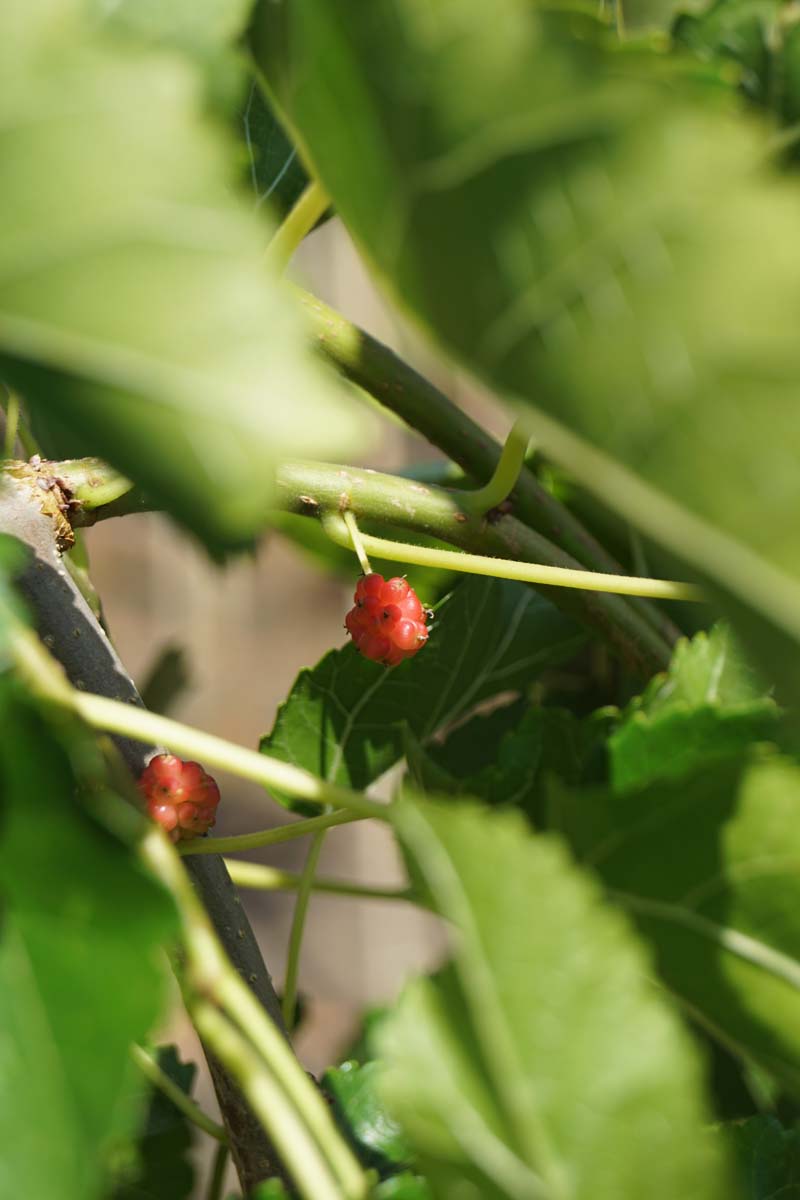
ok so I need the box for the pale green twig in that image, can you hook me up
[180,809,367,857]
[266,180,330,273]
[225,859,413,903]
[71,692,385,820]
[324,513,705,602]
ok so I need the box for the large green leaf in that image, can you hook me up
[610,625,778,791]
[0,681,176,1200]
[261,577,584,804]
[378,795,731,1199]
[1,0,369,556]
[550,754,800,1095]
[251,0,800,685]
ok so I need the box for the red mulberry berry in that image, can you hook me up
[138,753,220,842]
[345,575,429,666]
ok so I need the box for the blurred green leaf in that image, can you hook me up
[721,1114,800,1199]
[0,0,370,557]
[379,794,731,1199]
[610,625,779,791]
[371,1173,433,1200]
[551,754,800,1095]
[0,681,176,1200]
[261,577,584,807]
[252,0,800,691]
[113,1047,196,1200]
[0,532,29,666]
[324,1061,412,1177]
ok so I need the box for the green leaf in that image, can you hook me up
[372,1174,433,1200]
[722,1114,800,1199]
[0,0,370,556]
[379,794,731,1199]
[251,0,800,689]
[113,1047,196,1200]
[408,703,610,824]
[550,754,800,1095]
[0,681,176,1200]
[610,625,779,792]
[324,1060,412,1177]
[242,79,314,222]
[261,577,584,805]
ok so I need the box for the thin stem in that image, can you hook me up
[343,509,372,575]
[180,808,366,857]
[3,392,19,458]
[323,513,704,602]
[461,419,529,514]
[267,180,330,273]
[282,827,327,1029]
[141,827,368,1199]
[131,1044,227,1142]
[205,1141,229,1200]
[225,859,414,902]
[72,691,386,820]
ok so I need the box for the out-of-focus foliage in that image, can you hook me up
[252,0,800,696]
[1,0,370,557]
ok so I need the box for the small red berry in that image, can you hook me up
[138,753,220,842]
[345,575,429,666]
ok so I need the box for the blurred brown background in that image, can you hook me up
[83,219,510,1192]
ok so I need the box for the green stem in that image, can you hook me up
[461,419,529,514]
[267,180,330,272]
[343,509,372,574]
[131,1044,227,1142]
[282,827,327,1029]
[205,1142,229,1200]
[72,691,385,820]
[226,859,413,902]
[180,809,367,857]
[324,512,703,602]
[56,457,133,510]
[142,827,368,1200]
[295,286,681,647]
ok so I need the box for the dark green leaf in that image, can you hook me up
[113,1047,196,1200]
[551,754,800,1095]
[241,79,314,222]
[408,703,610,824]
[610,625,778,791]
[252,0,800,691]
[324,1060,412,1176]
[261,577,584,807]
[0,681,176,1200]
[722,1114,800,1199]
[1,0,369,556]
[379,794,731,1199]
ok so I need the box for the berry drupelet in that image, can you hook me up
[139,753,220,842]
[345,574,429,666]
